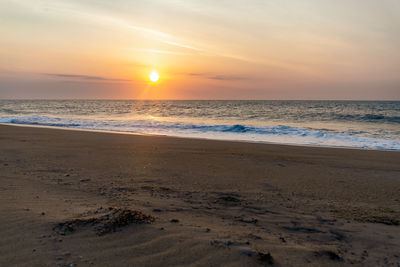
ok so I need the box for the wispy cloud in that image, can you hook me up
[22,1,202,54]
[127,25,172,39]
[162,40,202,51]
[16,1,311,75]
[136,48,189,55]
[126,25,202,52]
[208,74,246,81]
[43,73,131,82]
[187,73,246,81]
[14,1,282,69]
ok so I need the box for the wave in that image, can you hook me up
[0,115,399,150]
[9,118,81,127]
[333,113,400,123]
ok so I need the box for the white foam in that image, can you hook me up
[1,115,399,150]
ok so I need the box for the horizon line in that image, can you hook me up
[0,98,399,102]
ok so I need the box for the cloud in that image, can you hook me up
[127,25,172,39]
[187,73,246,81]
[17,1,202,54]
[208,74,246,81]
[42,73,131,82]
[125,25,202,52]
[162,40,202,51]
[136,48,189,55]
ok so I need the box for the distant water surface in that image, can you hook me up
[0,100,399,150]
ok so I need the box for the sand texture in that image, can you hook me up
[0,125,399,266]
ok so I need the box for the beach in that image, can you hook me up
[0,124,399,266]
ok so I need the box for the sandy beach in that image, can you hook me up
[0,124,399,266]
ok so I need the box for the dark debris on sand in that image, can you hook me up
[219,196,241,202]
[53,207,155,236]
[210,240,274,265]
[314,250,343,261]
[214,193,242,206]
[258,252,274,265]
[363,216,399,226]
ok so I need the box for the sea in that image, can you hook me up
[0,100,399,150]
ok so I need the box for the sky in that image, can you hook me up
[0,0,399,100]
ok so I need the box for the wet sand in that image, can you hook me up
[0,124,399,266]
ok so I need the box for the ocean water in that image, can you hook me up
[0,100,399,150]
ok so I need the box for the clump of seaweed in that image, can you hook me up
[54,207,155,236]
[258,252,274,265]
[98,208,155,235]
[314,250,343,261]
[214,192,242,206]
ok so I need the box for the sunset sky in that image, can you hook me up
[1,0,399,100]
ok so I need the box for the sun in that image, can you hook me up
[149,70,159,82]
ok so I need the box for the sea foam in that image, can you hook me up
[1,115,399,150]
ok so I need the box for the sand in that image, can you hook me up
[0,124,399,266]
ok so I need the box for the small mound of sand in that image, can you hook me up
[54,207,155,236]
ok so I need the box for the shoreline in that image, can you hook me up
[1,124,399,266]
[1,122,398,152]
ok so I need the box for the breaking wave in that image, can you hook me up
[1,115,399,150]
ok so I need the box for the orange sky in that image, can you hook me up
[0,0,399,99]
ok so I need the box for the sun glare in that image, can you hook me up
[149,70,159,82]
